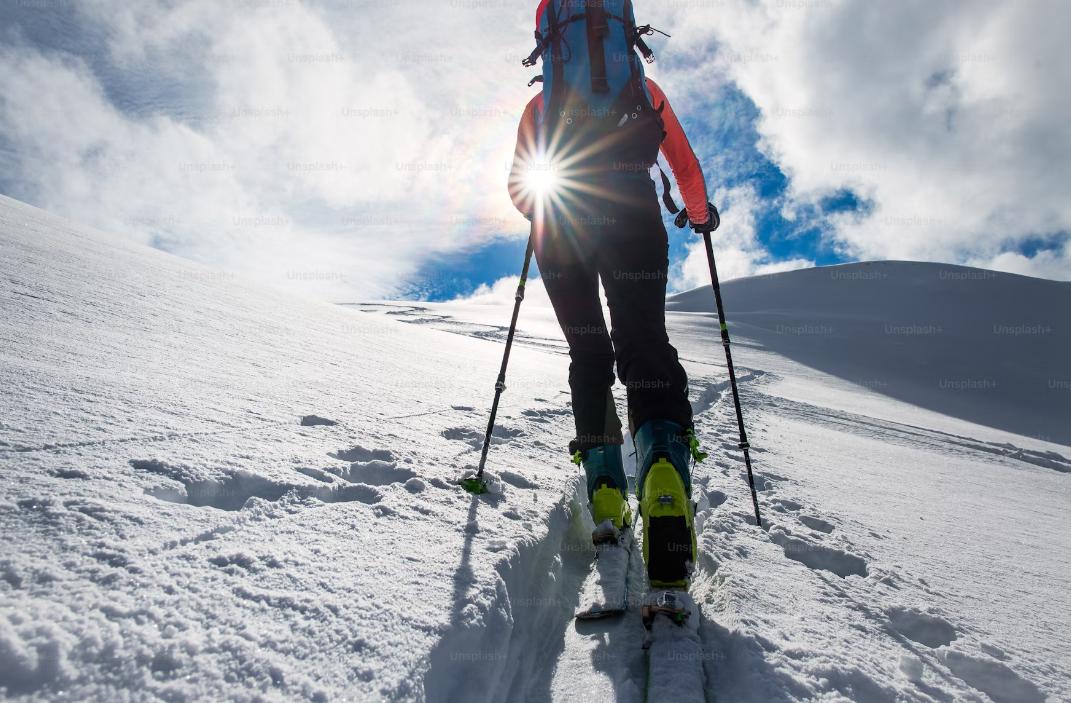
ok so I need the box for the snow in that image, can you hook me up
[2,193,1070,701]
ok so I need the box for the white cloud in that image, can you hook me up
[664,0,1071,280]
[0,0,536,299]
[453,275,552,308]
[674,184,813,289]
[2,0,1066,303]
[975,244,1071,281]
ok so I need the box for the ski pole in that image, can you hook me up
[701,231,763,527]
[460,230,536,494]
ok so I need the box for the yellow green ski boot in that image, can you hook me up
[573,445,631,541]
[634,420,699,589]
[592,480,632,532]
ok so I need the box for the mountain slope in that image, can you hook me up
[0,194,583,701]
[668,260,1071,444]
[2,194,1069,702]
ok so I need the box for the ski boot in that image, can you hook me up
[573,445,634,621]
[634,420,697,589]
[573,444,632,542]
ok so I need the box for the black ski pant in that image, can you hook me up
[534,178,692,454]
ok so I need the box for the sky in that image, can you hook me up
[0,0,1068,303]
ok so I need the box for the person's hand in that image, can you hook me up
[692,202,720,233]
[674,202,720,233]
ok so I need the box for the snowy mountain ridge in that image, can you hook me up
[1,193,1069,702]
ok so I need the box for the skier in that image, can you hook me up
[507,1,717,592]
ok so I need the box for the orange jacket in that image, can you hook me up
[508,78,710,224]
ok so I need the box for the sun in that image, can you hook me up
[525,160,559,197]
[509,117,651,223]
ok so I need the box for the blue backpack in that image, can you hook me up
[523,0,668,169]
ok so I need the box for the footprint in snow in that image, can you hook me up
[317,483,382,505]
[521,408,571,424]
[300,415,337,427]
[771,498,803,512]
[497,470,539,490]
[51,468,90,480]
[769,529,869,578]
[294,466,335,483]
[752,475,777,492]
[937,649,1044,703]
[326,446,419,487]
[134,459,293,511]
[705,489,728,509]
[442,425,522,448]
[442,426,482,448]
[208,553,260,572]
[885,607,956,648]
[133,459,382,510]
[330,445,394,463]
[799,515,835,533]
[338,460,416,487]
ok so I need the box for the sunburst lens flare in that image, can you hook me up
[525,160,560,197]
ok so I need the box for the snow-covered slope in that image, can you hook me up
[0,194,586,701]
[668,262,1071,445]
[3,193,1069,702]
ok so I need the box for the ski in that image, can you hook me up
[642,590,705,702]
[574,522,634,620]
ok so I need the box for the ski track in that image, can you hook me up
[363,302,1065,703]
[760,392,1071,474]
[368,305,1063,703]
[356,302,570,357]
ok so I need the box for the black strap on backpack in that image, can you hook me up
[585,1,610,94]
[522,31,545,68]
[633,24,669,64]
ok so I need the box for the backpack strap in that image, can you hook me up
[622,0,646,100]
[585,2,610,94]
[547,0,567,115]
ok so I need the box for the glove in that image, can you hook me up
[674,202,720,233]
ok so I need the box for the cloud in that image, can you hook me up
[975,242,1071,281]
[664,0,1071,280]
[2,0,1066,305]
[674,184,813,289]
[0,0,536,299]
[450,275,552,308]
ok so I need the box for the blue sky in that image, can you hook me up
[0,1,1067,302]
